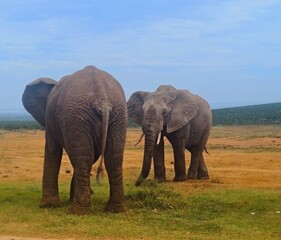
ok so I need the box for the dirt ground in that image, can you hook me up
[1,127,281,189]
[1,126,281,239]
[0,237,74,240]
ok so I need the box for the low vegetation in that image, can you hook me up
[0,181,280,240]
[1,106,281,239]
[0,114,41,130]
[0,127,281,239]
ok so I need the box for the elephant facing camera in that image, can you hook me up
[127,85,212,186]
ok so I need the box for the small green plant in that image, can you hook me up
[126,180,185,210]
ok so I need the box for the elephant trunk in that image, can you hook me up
[135,129,157,186]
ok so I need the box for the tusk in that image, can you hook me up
[156,132,161,145]
[134,133,145,147]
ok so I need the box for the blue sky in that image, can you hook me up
[1,0,281,112]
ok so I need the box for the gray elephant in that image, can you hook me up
[22,66,127,214]
[127,85,212,186]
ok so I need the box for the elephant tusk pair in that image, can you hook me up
[134,132,162,146]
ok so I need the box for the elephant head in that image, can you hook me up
[22,78,57,127]
[127,85,199,185]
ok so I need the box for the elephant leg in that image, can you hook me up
[40,132,63,208]
[197,153,209,179]
[70,174,74,203]
[172,143,187,182]
[70,171,93,203]
[105,156,125,213]
[68,151,93,215]
[187,149,200,179]
[104,126,126,213]
[63,133,95,215]
[196,126,210,180]
[153,136,166,182]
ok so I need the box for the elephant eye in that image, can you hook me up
[162,109,168,116]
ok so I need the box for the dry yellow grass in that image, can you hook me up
[1,126,281,191]
[1,126,281,240]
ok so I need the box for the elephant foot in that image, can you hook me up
[40,196,61,208]
[187,174,197,180]
[69,202,92,215]
[197,172,209,180]
[155,176,166,183]
[105,201,126,213]
[187,170,198,179]
[173,175,187,182]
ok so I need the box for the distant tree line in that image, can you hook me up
[1,102,281,130]
[0,119,140,130]
[0,121,42,130]
[212,102,281,125]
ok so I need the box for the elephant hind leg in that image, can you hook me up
[68,157,93,215]
[187,149,200,179]
[70,173,94,203]
[197,153,209,180]
[65,136,96,215]
[187,150,209,180]
[196,125,210,180]
[104,124,126,213]
[69,175,74,203]
[104,151,126,213]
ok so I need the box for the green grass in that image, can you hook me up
[0,180,280,239]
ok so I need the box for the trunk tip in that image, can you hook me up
[135,175,145,186]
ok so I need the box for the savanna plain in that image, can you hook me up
[0,126,281,240]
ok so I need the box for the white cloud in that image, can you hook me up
[0,0,281,109]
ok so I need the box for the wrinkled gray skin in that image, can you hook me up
[127,85,212,186]
[22,66,127,214]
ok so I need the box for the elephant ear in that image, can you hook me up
[167,90,198,133]
[22,78,57,127]
[127,91,149,126]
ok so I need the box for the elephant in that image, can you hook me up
[127,85,212,186]
[22,65,127,214]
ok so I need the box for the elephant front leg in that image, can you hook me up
[153,137,166,182]
[172,144,187,182]
[40,133,63,208]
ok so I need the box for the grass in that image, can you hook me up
[0,180,280,240]
[211,125,281,139]
[1,127,281,239]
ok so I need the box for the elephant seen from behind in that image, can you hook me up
[22,65,127,214]
[127,85,212,186]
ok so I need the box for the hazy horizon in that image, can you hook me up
[2,100,281,115]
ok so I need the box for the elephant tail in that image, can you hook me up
[96,107,110,184]
[204,147,210,154]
